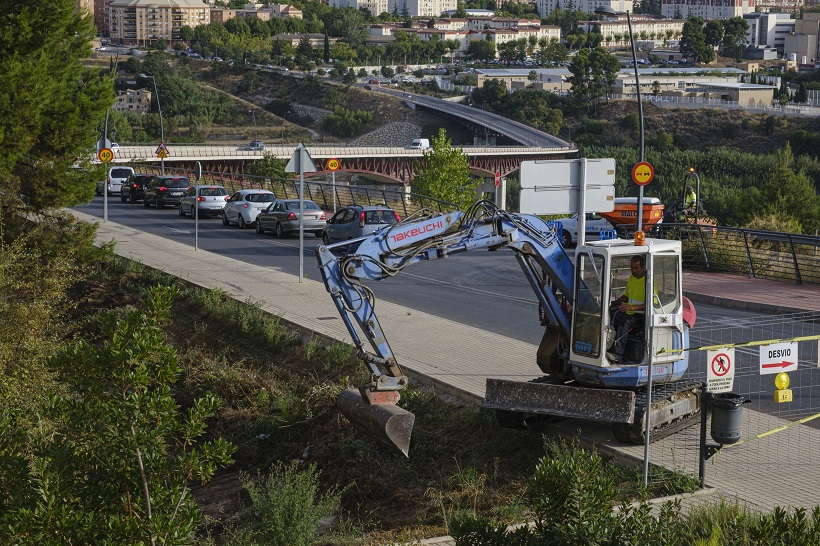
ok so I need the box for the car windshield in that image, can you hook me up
[165,178,190,188]
[285,201,320,210]
[248,193,275,203]
[111,168,132,178]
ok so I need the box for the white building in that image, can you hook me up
[745,12,796,53]
[536,0,633,18]
[327,0,390,16]
[660,0,754,20]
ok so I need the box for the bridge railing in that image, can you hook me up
[622,222,820,286]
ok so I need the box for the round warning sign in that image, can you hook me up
[98,147,114,163]
[327,158,340,171]
[631,161,654,186]
[711,353,731,376]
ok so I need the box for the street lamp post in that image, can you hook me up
[595,6,650,487]
[138,73,165,175]
[595,6,645,233]
[249,109,258,142]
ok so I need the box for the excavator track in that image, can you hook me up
[611,381,703,444]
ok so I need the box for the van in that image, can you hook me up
[96,166,135,196]
[409,138,430,150]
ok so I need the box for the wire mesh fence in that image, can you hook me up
[613,310,820,509]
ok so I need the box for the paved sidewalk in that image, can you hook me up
[75,212,820,543]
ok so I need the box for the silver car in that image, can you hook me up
[178,185,229,218]
[222,189,276,229]
[321,205,400,244]
[255,198,328,238]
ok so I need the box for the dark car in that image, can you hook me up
[255,198,328,238]
[121,173,153,203]
[143,175,191,208]
[321,205,400,244]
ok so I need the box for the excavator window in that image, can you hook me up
[651,254,680,312]
[572,253,605,357]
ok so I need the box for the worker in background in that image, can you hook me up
[684,186,697,214]
[608,255,647,363]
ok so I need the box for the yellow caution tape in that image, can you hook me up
[657,334,820,356]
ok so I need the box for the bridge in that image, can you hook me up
[102,90,576,185]
[106,143,575,185]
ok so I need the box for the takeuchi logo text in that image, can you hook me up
[390,220,443,243]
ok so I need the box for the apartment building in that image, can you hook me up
[745,12,796,54]
[660,0,754,20]
[536,0,633,18]
[584,16,685,48]
[112,88,152,115]
[109,0,210,47]
[327,0,390,16]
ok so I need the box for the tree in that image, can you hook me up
[466,39,496,62]
[795,82,809,103]
[247,154,288,179]
[0,0,115,212]
[566,47,620,113]
[1,286,235,544]
[680,18,712,64]
[704,20,724,51]
[411,128,477,210]
[721,17,750,61]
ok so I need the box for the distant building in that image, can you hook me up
[536,0,633,18]
[661,0,754,20]
[109,0,210,47]
[583,16,685,48]
[328,0,390,16]
[745,12,796,54]
[113,88,152,115]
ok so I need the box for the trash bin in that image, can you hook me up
[710,393,748,445]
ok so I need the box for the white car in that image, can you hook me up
[551,212,617,246]
[222,189,276,229]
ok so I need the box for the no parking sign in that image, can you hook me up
[706,348,735,393]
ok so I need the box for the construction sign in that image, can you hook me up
[760,342,798,374]
[155,142,169,159]
[706,349,735,393]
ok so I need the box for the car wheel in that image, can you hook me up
[238,214,246,229]
[322,232,330,245]
[130,191,138,204]
[561,230,572,247]
[222,212,230,226]
[157,199,164,209]
[274,222,284,238]
[179,204,186,217]
[255,220,264,234]
[143,196,150,208]
[95,187,102,196]
[120,192,127,203]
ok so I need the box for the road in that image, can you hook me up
[76,197,820,417]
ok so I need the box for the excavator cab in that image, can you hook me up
[569,239,690,388]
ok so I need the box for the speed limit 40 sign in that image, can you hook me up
[97,147,114,163]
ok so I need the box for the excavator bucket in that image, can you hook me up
[337,388,415,457]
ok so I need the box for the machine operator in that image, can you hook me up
[608,255,647,363]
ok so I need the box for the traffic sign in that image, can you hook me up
[327,158,340,171]
[156,142,170,159]
[98,147,114,163]
[707,348,735,393]
[760,342,798,374]
[494,170,501,187]
[631,161,654,186]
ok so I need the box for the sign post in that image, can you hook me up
[98,147,115,222]
[327,157,340,212]
[285,144,317,281]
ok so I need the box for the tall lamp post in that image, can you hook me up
[595,6,651,487]
[138,73,165,175]
[595,6,645,233]
[249,109,258,142]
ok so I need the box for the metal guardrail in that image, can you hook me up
[139,165,820,285]
[655,223,820,286]
[143,165,456,219]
